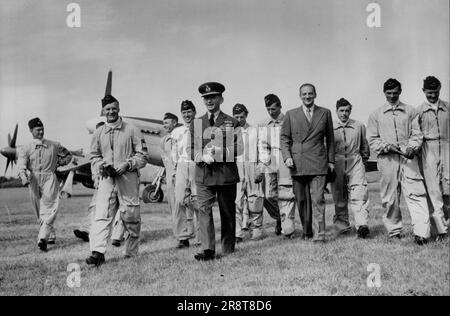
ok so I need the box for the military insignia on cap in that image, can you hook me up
[205,85,211,92]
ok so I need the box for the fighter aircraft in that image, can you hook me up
[0,71,169,203]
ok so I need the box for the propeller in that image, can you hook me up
[2,123,18,175]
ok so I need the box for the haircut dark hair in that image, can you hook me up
[383,78,402,92]
[336,98,352,110]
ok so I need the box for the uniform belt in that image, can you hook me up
[423,137,441,141]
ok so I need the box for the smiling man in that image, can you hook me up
[280,84,335,242]
[17,117,72,252]
[416,76,449,241]
[87,94,148,265]
[367,78,430,245]
[189,82,243,261]
[331,98,370,238]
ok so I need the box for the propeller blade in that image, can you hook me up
[5,158,11,175]
[11,123,18,148]
[8,134,11,147]
[105,70,112,96]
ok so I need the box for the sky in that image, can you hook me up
[0,0,449,176]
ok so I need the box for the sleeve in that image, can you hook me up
[188,119,203,163]
[90,129,105,172]
[17,144,29,178]
[280,111,293,162]
[407,108,423,152]
[258,125,271,166]
[367,111,388,155]
[127,125,148,171]
[325,110,335,164]
[359,124,370,162]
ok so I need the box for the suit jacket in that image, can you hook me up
[189,111,243,186]
[280,105,335,176]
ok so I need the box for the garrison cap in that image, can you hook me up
[423,76,441,90]
[180,100,196,112]
[336,98,352,109]
[233,103,248,115]
[264,94,281,107]
[28,117,43,130]
[163,112,178,122]
[198,82,225,97]
[383,78,402,92]
[102,94,119,107]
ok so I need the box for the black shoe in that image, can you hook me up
[194,250,215,261]
[275,220,282,235]
[86,251,105,266]
[176,239,190,249]
[111,239,121,247]
[302,233,313,240]
[235,237,243,243]
[74,229,90,242]
[435,233,448,242]
[38,239,47,252]
[357,226,370,239]
[284,233,295,239]
[414,235,428,246]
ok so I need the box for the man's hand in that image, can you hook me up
[403,147,415,159]
[328,163,335,173]
[115,162,130,176]
[285,158,295,169]
[254,172,264,184]
[93,177,100,189]
[20,175,29,186]
[201,154,215,165]
[382,143,393,154]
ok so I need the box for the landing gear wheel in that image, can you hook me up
[142,185,164,203]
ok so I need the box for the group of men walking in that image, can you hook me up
[17,75,448,265]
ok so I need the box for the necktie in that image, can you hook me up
[306,108,312,122]
[209,114,215,127]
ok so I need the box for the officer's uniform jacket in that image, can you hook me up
[189,111,243,186]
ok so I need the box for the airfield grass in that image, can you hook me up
[0,172,449,296]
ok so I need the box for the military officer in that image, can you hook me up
[171,101,200,248]
[331,98,371,238]
[367,78,430,245]
[257,94,285,235]
[233,103,265,241]
[17,117,72,251]
[189,82,243,261]
[416,76,449,241]
[86,95,148,265]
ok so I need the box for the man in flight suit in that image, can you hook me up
[258,94,285,235]
[86,95,148,265]
[416,76,449,241]
[331,98,371,238]
[367,78,430,245]
[18,117,72,251]
[171,101,200,248]
[233,103,265,241]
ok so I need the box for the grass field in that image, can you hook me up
[0,172,449,296]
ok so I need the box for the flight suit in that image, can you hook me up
[90,118,147,257]
[18,139,72,243]
[417,100,449,233]
[367,102,430,238]
[331,119,370,232]
[172,125,198,242]
[235,124,264,239]
[258,114,285,226]
[160,132,177,226]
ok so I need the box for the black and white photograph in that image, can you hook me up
[0,0,448,299]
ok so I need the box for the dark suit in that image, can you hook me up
[189,111,243,254]
[280,105,335,240]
